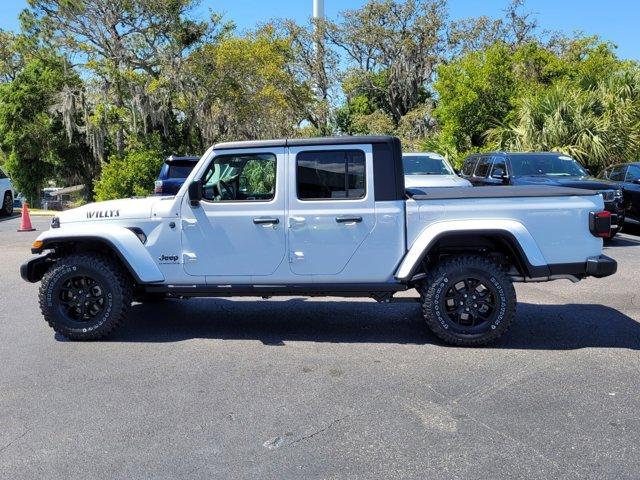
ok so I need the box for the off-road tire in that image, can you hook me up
[418,255,516,346]
[39,253,132,340]
[0,191,12,216]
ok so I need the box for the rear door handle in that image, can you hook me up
[335,216,362,223]
[253,217,279,225]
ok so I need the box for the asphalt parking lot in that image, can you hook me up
[1,215,639,479]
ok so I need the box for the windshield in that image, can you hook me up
[509,154,588,177]
[403,155,453,175]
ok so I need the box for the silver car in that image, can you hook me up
[403,152,471,188]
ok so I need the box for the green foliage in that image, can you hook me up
[243,159,276,195]
[487,73,640,170]
[434,43,518,155]
[184,26,312,143]
[1,0,639,205]
[0,56,79,204]
[94,139,164,201]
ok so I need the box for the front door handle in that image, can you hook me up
[253,217,280,225]
[335,216,363,224]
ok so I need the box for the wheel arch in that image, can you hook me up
[31,227,164,284]
[396,221,549,281]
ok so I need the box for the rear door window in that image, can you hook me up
[609,165,628,182]
[462,157,478,176]
[474,157,491,178]
[490,156,507,176]
[626,165,640,183]
[296,150,366,200]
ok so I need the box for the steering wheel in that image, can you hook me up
[217,180,234,200]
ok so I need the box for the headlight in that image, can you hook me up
[51,216,60,228]
[615,189,623,199]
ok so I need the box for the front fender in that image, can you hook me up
[395,219,547,281]
[32,225,165,284]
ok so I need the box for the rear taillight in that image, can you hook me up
[589,210,612,238]
[154,180,163,194]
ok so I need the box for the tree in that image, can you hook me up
[448,0,540,55]
[24,0,214,157]
[282,19,339,136]
[433,43,518,156]
[487,73,640,170]
[0,57,92,205]
[93,137,164,200]
[182,26,313,143]
[327,0,447,123]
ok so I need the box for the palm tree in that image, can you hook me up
[487,73,640,169]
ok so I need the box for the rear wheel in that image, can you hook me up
[39,253,132,340]
[418,255,516,346]
[0,191,13,216]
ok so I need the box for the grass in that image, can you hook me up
[16,208,56,216]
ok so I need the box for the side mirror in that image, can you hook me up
[188,179,203,206]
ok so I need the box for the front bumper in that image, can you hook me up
[20,253,55,283]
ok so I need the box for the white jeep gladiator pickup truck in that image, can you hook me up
[21,136,617,346]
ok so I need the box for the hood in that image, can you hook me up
[57,196,162,224]
[512,175,619,190]
[404,174,472,188]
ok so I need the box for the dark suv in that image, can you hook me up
[461,152,625,235]
[155,155,200,195]
[600,162,640,226]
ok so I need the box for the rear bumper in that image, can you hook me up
[549,255,618,278]
[548,255,617,279]
[585,255,617,278]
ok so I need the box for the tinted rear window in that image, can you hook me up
[167,164,195,179]
[297,150,365,200]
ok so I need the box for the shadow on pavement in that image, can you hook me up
[605,235,640,247]
[619,223,640,238]
[90,298,640,350]
[0,214,20,223]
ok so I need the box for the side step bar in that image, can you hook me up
[144,282,409,300]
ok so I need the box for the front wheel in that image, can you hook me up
[418,255,516,346]
[39,253,132,340]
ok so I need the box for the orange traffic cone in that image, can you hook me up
[18,202,36,232]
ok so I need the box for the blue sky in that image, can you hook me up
[1,0,638,60]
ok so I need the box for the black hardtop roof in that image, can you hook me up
[213,135,399,150]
